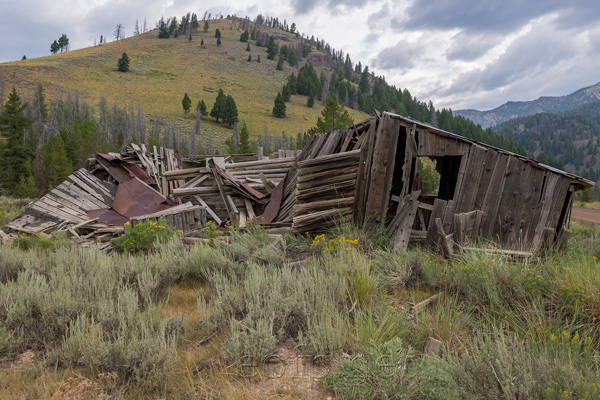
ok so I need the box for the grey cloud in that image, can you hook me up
[404,0,564,33]
[445,32,501,61]
[292,0,371,15]
[442,22,579,101]
[372,39,418,71]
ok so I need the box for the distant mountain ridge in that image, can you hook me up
[454,82,600,128]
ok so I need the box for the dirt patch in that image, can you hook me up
[243,342,337,399]
[572,207,600,227]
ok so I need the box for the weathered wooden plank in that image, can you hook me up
[531,173,560,251]
[393,192,421,250]
[480,154,511,239]
[364,115,401,224]
[473,150,500,209]
[455,145,488,213]
[494,156,524,245]
[425,198,447,245]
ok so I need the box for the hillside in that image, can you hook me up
[455,82,600,128]
[493,101,600,181]
[0,18,367,141]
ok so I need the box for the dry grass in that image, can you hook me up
[0,19,367,143]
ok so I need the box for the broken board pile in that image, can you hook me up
[167,151,299,228]
[5,144,206,250]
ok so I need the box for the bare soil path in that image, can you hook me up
[572,207,600,227]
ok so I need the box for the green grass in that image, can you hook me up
[0,19,367,144]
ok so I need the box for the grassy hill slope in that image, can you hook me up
[0,19,367,143]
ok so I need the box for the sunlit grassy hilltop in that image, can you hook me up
[0,19,367,140]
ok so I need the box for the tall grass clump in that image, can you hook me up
[423,249,549,310]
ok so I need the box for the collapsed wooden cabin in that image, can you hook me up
[265,111,594,254]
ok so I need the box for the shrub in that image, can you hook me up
[113,219,182,254]
[447,329,600,400]
[321,338,461,399]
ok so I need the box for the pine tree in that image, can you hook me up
[309,95,353,135]
[288,50,297,66]
[50,40,59,54]
[307,90,315,108]
[240,29,249,42]
[182,93,192,117]
[215,28,221,38]
[198,99,207,117]
[276,54,284,71]
[201,38,204,47]
[210,89,226,122]
[203,20,209,32]
[246,43,250,51]
[257,55,261,63]
[359,66,370,94]
[238,121,252,153]
[267,36,278,60]
[42,135,72,190]
[0,88,34,194]
[282,84,291,102]
[272,92,286,118]
[222,95,238,127]
[247,54,252,62]
[117,52,130,72]
[189,32,192,41]
[217,37,221,46]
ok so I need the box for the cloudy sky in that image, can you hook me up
[1,0,599,111]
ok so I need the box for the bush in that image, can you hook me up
[113,219,182,254]
[447,329,600,400]
[321,338,461,399]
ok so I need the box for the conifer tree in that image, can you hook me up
[257,55,261,63]
[117,52,130,72]
[288,50,297,66]
[182,93,192,117]
[198,99,207,117]
[203,20,209,32]
[240,29,249,42]
[42,135,72,190]
[189,32,192,41]
[273,92,286,117]
[359,66,370,94]
[282,84,291,102]
[307,90,314,108]
[238,121,252,153]
[222,95,238,127]
[215,28,221,38]
[267,36,278,60]
[246,43,250,51]
[217,37,221,46]
[0,88,34,194]
[201,38,204,47]
[247,54,252,62]
[308,95,353,135]
[50,40,59,54]
[276,54,284,71]
[210,89,226,122]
